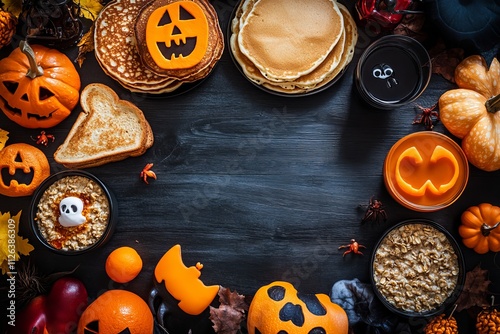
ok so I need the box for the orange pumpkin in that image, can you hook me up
[459,203,500,254]
[439,56,500,171]
[146,1,209,70]
[0,143,50,197]
[247,281,349,334]
[0,40,81,129]
[77,289,154,334]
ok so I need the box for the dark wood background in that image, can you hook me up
[1,1,499,333]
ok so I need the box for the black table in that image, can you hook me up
[1,1,499,333]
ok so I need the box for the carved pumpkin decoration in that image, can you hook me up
[146,1,209,70]
[247,281,349,334]
[148,244,219,334]
[439,56,500,171]
[0,40,81,129]
[459,203,500,254]
[0,143,50,197]
[77,289,154,334]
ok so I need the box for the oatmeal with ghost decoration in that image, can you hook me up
[35,175,110,251]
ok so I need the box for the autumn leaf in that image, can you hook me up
[429,42,464,83]
[209,286,249,334]
[455,264,491,312]
[0,211,34,275]
[77,0,103,21]
[76,26,94,67]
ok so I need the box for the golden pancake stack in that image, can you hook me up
[230,0,358,95]
[94,0,224,94]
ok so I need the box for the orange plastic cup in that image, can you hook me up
[384,132,469,212]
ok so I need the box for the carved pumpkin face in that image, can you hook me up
[77,290,154,334]
[0,43,81,129]
[146,1,209,70]
[0,143,50,197]
[247,281,349,334]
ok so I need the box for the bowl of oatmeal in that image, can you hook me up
[29,170,117,255]
[370,219,465,317]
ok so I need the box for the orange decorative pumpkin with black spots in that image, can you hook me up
[247,281,349,334]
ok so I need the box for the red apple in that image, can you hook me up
[6,277,88,334]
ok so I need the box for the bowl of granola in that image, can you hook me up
[29,170,117,255]
[370,219,465,317]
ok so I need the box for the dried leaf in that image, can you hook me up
[76,26,94,67]
[392,14,427,42]
[455,265,491,312]
[429,45,465,83]
[1,0,22,18]
[78,0,103,21]
[209,286,249,334]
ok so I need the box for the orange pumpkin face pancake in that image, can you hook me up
[134,0,224,81]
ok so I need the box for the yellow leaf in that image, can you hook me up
[77,0,104,21]
[0,211,34,275]
[0,128,8,150]
[2,0,22,18]
[76,26,94,67]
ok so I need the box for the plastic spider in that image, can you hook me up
[361,196,388,224]
[413,103,439,130]
[339,239,366,257]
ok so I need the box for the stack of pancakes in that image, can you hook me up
[230,0,358,95]
[94,0,224,94]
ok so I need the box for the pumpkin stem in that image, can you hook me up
[486,94,500,113]
[20,40,44,79]
[481,222,500,236]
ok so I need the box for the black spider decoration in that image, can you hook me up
[361,196,388,224]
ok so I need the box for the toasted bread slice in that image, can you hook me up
[54,83,154,168]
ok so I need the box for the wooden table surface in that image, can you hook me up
[1,1,499,333]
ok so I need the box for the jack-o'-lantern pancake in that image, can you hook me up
[135,0,224,81]
[237,0,343,82]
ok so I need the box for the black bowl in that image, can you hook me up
[29,170,117,255]
[370,219,465,318]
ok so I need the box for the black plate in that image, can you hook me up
[226,0,349,98]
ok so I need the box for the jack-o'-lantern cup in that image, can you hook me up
[384,132,469,212]
[29,170,117,255]
[355,35,431,109]
[148,244,220,334]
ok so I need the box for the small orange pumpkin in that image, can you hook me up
[247,281,349,334]
[77,289,154,334]
[0,40,81,128]
[0,143,50,197]
[459,203,500,254]
[439,56,500,171]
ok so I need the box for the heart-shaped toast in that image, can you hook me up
[54,83,154,169]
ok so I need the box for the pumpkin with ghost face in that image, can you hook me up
[247,281,349,334]
[0,143,50,197]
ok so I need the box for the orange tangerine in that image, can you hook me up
[105,246,143,283]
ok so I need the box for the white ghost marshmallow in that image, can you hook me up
[59,196,86,227]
